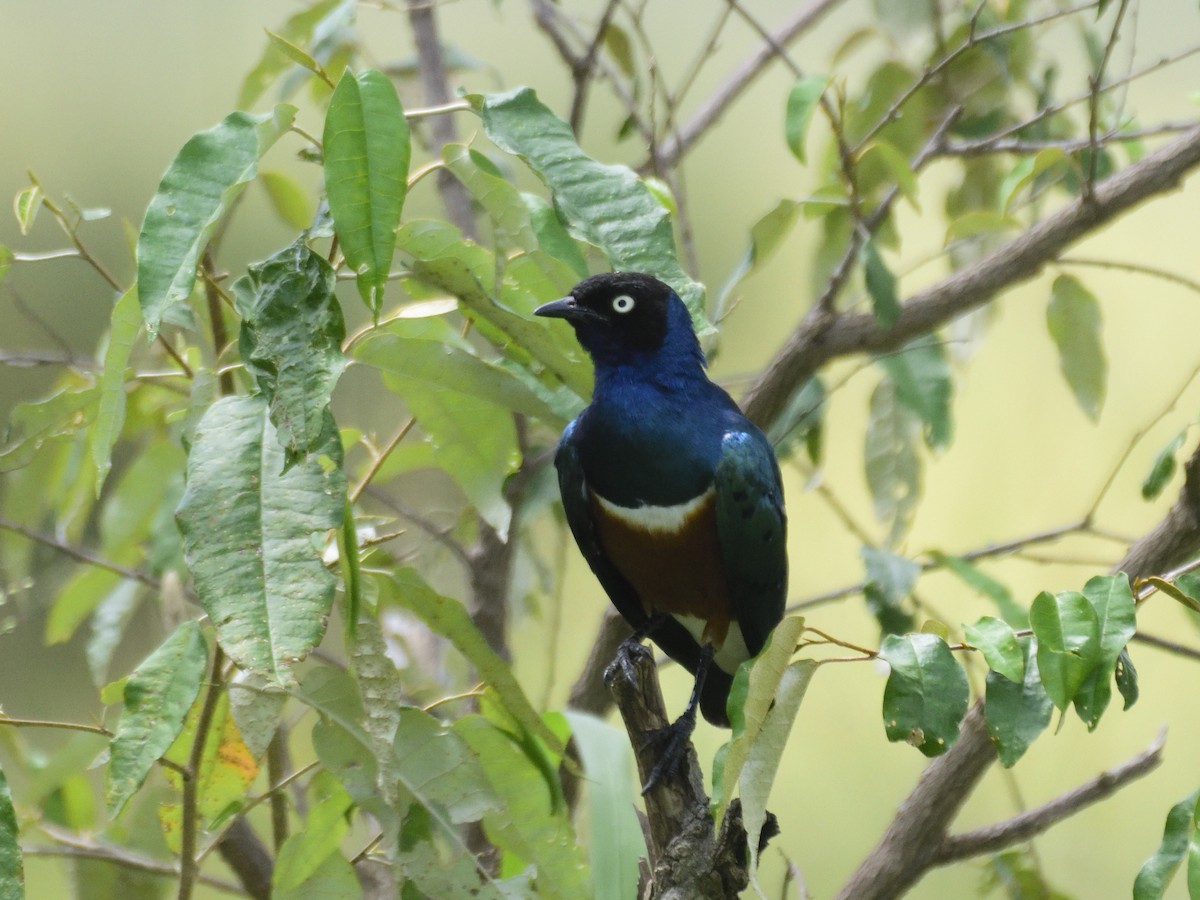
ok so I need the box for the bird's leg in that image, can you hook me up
[640,643,713,794]
[610,613,669,686]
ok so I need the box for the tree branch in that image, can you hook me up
[742,124,1200,429]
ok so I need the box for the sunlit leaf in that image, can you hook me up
[474,87,706,326]
[784,75,828,164]
[1134,790,1200,900]
[878,632,968,756]
[984,636,1052,766]
[562,712,644,900]
[323,69,410,314]
[233,240,344,464]
[137,106,296,337]
[864,379,921,548]
[964,616,1024,683]
[862,238,900,328]
[89,287,141,494]
[176,395,345,682]
[265,29,332,87]
[105,621,208,817]
[1046,274,1106,421]
[1030,590,1101,712]
[715,617,806,821]
[0,764,23,900]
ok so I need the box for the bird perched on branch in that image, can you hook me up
[535,272,787,790]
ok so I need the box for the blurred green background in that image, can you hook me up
[4,1,1200,897]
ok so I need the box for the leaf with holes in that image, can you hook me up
[176,395,345,682]
[878,632,968,756]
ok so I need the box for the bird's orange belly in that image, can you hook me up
[589,489,733,647]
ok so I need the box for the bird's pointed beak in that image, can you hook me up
[533,296,577,319]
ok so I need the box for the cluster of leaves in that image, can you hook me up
[2,0,1200,897]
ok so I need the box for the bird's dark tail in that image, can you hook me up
[699,664,734,728]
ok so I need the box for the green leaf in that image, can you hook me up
[944,209,1019,245]
[137,106,296,337]
[860,139,920,210]
[0,764,23,900]
[454,714,590,899]
[85,581,142,686]
[984,636,1053,767]
[273,783,353,895]
[0,245,12,286]
[878,632,969,756]
[861,238,900,328]
[176,395,345,682]
[717,199,801,316]
[865,379,922,548]
[13,182,42,235]
[355,332,566,427]
[89,287,142,494]
[105,621,208,817]
[766,376,825,465]
[1029,590,1101,712]
[394,707,498,825]
[784,75,828,163]
[715,617,807,820]
[275,846,360,900]
[523,193,588,277]
[561,712,643,900]
[237,0,349,109]
[475,87,706,326]
[388,568,564,758]
[442,144,536,251]
[260,170,314,230]
[227,671,287,760]
[323,69,410,314]
[308,714,399,857]
[1046,274,1106,421]
[1073,573,1137,729]
[999,147,1067,214]
[964,616,1024,682]
[878,335,953,450]
[1116,647,1139,710]
[929,552,1026,627]
[233,240,345,464]
[862,547,919,635]
[1143,429,1187,500]
[0,387,98,474]
[1134,790,1200,900]
[982,848,1071,899]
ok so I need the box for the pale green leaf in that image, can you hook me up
[137,106,296,337]
[999,147,1067,214]
[1046,274,1106,421]
[864,379,922,548]
[89,287,141,493]
[862,546,919,635]
[784,75,828,164]
[861,139,920,209]
[878,632,969,756]
[272,784,353,895]
[260,170,314,230]
[227,671,287,760]
[13,182,42,235]
[717,199,801,316]
[1073,573,1137,729]
[85,580,142,686]
[963,616,1024,683]
[878,336,953,450]
[393,707,498,825]
[523,193,588,277]
[323,69,410,313]
[105,621,208,817]
[562,712,643,900]
[442,144,537,250]
[175,395,345,682]
[1143,429,1187,500]
[929,551,1026,627]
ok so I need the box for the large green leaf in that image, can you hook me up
[1029,590,1101,712]
[878,335,953,450]
[1073,573,1136,729]
[0,764,22,900]
[176,395,345,682]
[878,632,969,756]
[561,712,643,900]
[323,68,410,314]
[864,378,922,548]
[474,87,706,326]
[1046,274,1106,421]
[272,782,353,896]
[387,568,564,757]
[984,636,1053,767]
[393,707,498,825]
[1134,790,1200,900]
[454,714,590,899]
[442,144,537,251]
[0,386,97,474]
[232,240,345,463]
[105,621,208,817]
[89,286,141,493]
[137,106,295,336]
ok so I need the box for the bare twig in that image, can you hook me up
[179,645,226,900]
[0,515,163,592]
[24,838,245,896]
[567,0,621,133]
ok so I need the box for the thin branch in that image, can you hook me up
[1084,0,1132,197]
[23,841,245,896]
[0,715,110,737]
[1131,630,1200,662]
[742,124,1200,429]
[179,645,226,900]
[1060,255,1200,295]
[0,515,163,591]
[934,728,1165,864]
[938,121,1198,157]
[348,416,417,504]
[567,0,621,133]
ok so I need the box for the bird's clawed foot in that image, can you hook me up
[638,705,698,794]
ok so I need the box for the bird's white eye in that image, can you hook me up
[611,294,635,314]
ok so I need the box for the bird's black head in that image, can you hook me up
[534,272,689,366]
